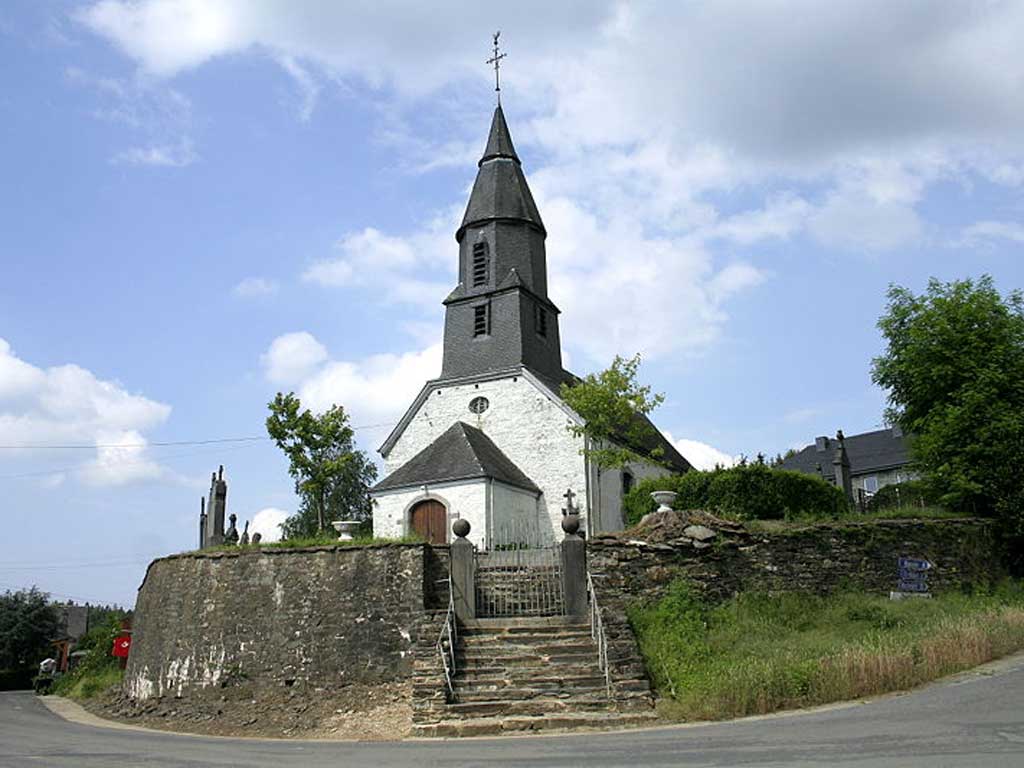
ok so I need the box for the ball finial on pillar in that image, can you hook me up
[561,514,580,536]
[452,518,470,538]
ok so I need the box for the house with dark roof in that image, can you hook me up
[780,427,917,498]
[370,105,689,547]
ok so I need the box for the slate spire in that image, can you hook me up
[480,105,519,165]
[457,106,545,242]
[442,106,562,383]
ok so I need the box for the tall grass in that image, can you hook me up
[628,581,1024,721]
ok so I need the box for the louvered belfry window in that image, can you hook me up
[472,241,489,287]
[473,304,489,336]
[535,304,548,337]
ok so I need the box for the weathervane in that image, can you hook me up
[486,31,507,105]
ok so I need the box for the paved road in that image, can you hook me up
[3,656,1024,768]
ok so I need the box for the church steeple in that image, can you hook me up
[441,106,563,383]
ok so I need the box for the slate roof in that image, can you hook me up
[780,428,913,480]
[372,421,541,494]
[457,106,545,240]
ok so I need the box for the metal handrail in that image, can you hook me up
[586,571,612,699]
[435,576,457,698]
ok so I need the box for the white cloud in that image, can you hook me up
[261,332,441,429]
[79,429,165,486]
[65,65,196,167]
[233,276,279,297]
[251,507,289,542]
[302,219,456,312]
[260,331,328,386]
[959,220,1024,247]
[0,338,171,485]
[112,139,197,167]
[670,437,738,472]
[78,0,1024,348]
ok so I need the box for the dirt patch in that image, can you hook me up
[84,679,412,740]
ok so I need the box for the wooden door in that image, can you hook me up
[410,500,447,544]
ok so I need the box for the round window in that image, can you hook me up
[468,396,490,414]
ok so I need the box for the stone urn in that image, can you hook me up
[650,491,678,514]
[331,520,362,541]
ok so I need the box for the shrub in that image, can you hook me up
[623,465,847,525]
[867,479,940,512]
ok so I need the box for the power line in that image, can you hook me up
[0,422,397,450]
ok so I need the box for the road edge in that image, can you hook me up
[41,649,1024,743]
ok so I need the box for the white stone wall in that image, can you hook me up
[381,374,587,542]
[491,481,544,544]
[591,459,673,533]
[373,480,487,548]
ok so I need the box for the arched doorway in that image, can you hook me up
[409,499,447,544]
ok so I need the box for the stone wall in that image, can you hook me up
[588,516,1000,613]
[125,544,430,701]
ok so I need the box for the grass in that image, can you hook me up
[628,580,1024,721]
[55,666,123,700]
[195,534,422,554]
[746,506,965,532]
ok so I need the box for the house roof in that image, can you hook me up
[372,420,541,494]
[780,428,912,479]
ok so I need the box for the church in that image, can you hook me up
[371,105,690,547]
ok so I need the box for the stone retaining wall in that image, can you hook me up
[125,544,428,701]
[125,518,1001,703]
[587,517,999,613]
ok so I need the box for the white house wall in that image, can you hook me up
[372,480,487,548]
[382,375,587,542]
[591,459,673,533]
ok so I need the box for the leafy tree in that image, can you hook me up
[0,587,59,690]
[560,354,666,469]
[872,276,1024,567]
[266,393,378,537]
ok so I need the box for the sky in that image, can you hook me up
[1,1,1022,608]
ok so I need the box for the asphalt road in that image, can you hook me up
[3,655,1024,768]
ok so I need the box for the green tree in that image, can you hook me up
[560,353,666,470]
[266,393,378,537]
[872,276,1024,566]
[0,587,60,690]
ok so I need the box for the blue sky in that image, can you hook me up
[1,1,1022,607]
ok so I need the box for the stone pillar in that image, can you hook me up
[833,430,853,506]
[204,466,228,547]
[560,515,587,618]
[450,519,476,621]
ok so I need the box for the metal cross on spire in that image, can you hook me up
[486,31,507,105]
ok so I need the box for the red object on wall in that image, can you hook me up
[112,634,131,658]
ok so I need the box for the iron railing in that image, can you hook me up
[586,571,612,699]
[435,576,457,698]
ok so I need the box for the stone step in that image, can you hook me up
[460,617,588,630]
[456,638,593,651]
[454,676,651,694]
[411,710,660,738]
[457,642,597,657]
[455,653,600,669]
[435,697,650,719]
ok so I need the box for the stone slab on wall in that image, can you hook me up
[125,544,427,701]
[588,517,999,613]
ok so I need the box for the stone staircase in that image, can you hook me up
[412,615,657,737]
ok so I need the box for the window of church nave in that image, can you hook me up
[469,396,490,414]
[472,241,489,286]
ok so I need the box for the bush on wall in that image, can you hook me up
[623,464,847,526]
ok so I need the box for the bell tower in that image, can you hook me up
[440,105,563,383]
